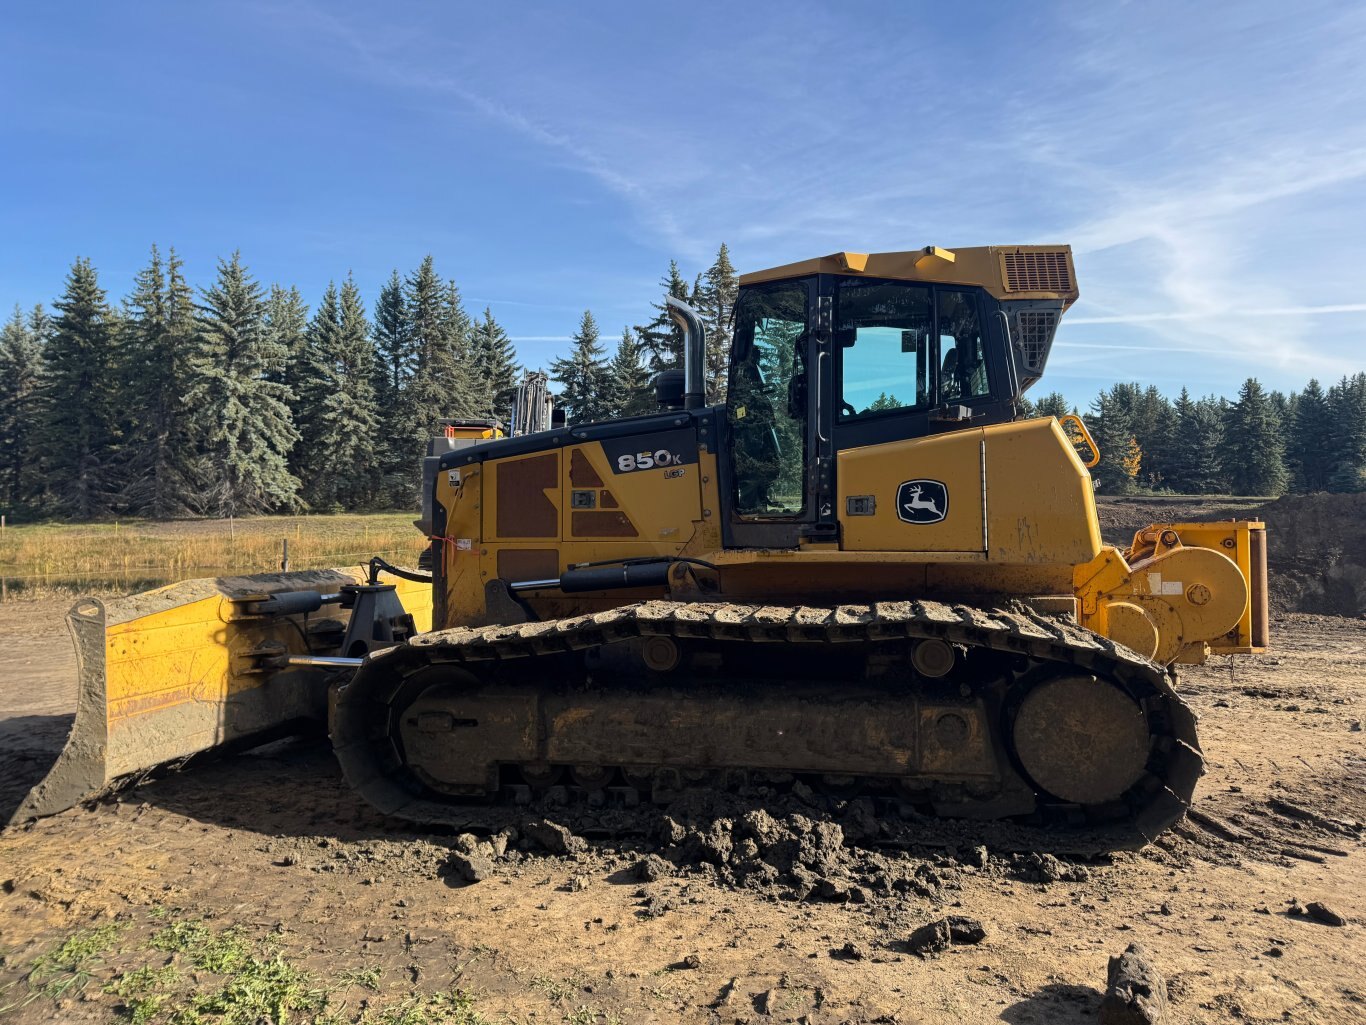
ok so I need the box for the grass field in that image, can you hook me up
[0,514,426,597]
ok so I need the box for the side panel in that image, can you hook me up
[837,417,1103,567]
[564,437,702,544]
[838,429,986,552]
[982,417,1103,565]
[436,463,485,628]
[440,428,709,623]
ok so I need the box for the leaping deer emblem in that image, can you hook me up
[902,484,943,519]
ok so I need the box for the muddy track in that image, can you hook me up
[332,599,1203,849]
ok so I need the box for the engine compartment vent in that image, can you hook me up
[1000,250,1073,294]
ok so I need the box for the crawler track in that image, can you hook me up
[330,600,1203,849]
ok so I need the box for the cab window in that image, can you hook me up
[728,280,809,516]
[835,281,932,419]
[938,289,988,402]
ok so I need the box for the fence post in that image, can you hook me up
[281,538,290,573]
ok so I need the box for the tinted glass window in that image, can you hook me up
[938,290,988,402]
[728,281,808,516]
[836,281,933,419]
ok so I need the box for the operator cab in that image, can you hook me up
[721,245,1077,547]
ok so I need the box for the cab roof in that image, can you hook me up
[738,244,1079,306]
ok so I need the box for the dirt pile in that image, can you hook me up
[1098,492,1366,616]
[1254,492,1366,616]
[429,786,1107,910]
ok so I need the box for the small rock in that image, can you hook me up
[907,915,987,956]
[522,818,586,855]
[275,855,298,867]
[1265,947,1284,958]
[678,954,701,970]
[568,873,592,892]
[1159,902,1172,916]
[490,830,515,859]
[1100,942,1167,1025]
[1305,901,1347,926]
[445,851,493,883]
[832,941,866,961]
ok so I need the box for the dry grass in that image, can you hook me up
[0,514,425,594]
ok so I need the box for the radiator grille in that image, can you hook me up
[1001,250,1072,293]
[1014,308,1060,374]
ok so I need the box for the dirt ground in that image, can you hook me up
[1,501,1363,1024]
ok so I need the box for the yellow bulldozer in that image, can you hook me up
[12,244,1268,848]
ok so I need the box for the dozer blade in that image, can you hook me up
[8,568,432,827]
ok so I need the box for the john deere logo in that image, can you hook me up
[897,479,948,524]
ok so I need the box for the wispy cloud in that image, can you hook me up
[1070,304,1366,325]
[266,1,1366,399]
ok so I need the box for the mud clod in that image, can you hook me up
[1100,941,1167,1024]
[444,850,493,883]
[811,876,851,902]
[634,854,673,882]
[522,818,586,855]
[906,915,987,956]
[1012,851,1090,884]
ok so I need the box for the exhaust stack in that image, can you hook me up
[665,295,707,410]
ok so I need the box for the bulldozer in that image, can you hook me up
[11,244,1268,848]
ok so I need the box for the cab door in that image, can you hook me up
[721,276,835,548]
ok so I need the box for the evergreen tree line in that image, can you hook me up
[0,244,739,521]
[1018,375,1366,496]
[7,241,1350,521]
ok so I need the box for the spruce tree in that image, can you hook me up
[607,327,653,418]
[295,277,380,510]
[1326,373,1366,492]
[1133,385,1175,488]
[1290,379,1333,491]
[470,307,520,423]
[32,258,120,518]
[294,281,342,506]
[1220,378,1288,496]
[633,260,692,374]
[264,284,310,445]
[388,258,471,507]
[370,270,412,506]
[0,305,45,515]
[441,279,477,416]
[1189,396,1233,494]
[372,270,411,403]
[697,243,738,403]
[551,310,610,424]
[1033,392,1072,418]
[188,252,300,516]
[1088,388,1140,494]
[117,245,205,517]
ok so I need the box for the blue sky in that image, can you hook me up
[2,1,1363,409]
